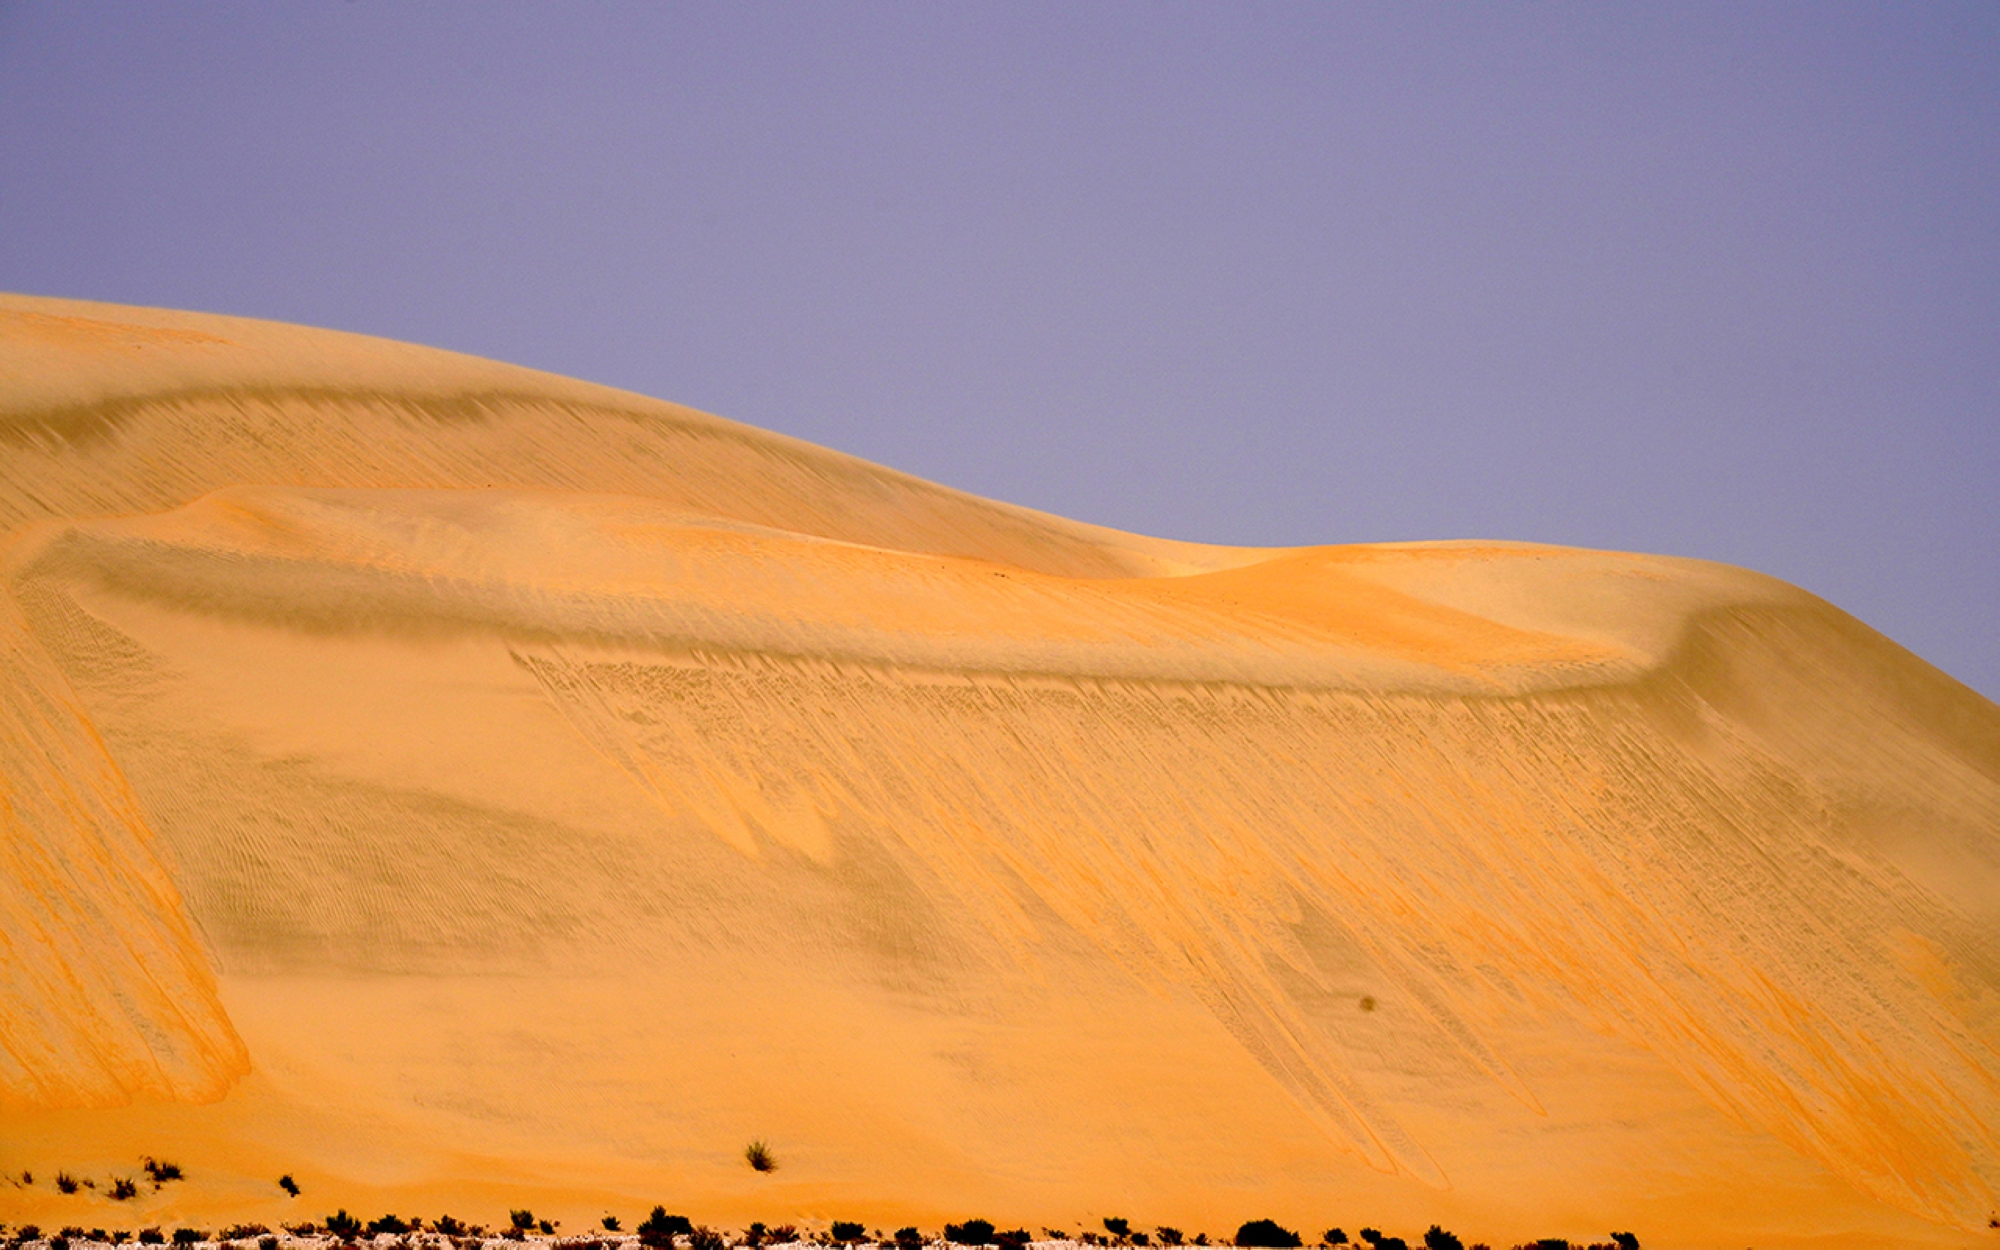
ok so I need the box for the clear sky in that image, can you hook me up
[2,2,1994,698]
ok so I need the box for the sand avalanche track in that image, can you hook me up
[2,295,1997,1248]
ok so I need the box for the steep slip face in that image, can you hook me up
[2,295,1998,1247]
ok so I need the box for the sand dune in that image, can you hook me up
[1,294,1996,1249]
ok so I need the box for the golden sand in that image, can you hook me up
[1,295,1995,1248]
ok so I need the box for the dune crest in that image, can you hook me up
[2,294,1996,1248]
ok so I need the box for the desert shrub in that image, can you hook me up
[1102,1223,1128,1243]
[510,1214,537,1234]
[17,1228,42,1244]
[638,1209,692,1247]
[743,1142,776,1174]
[1130,1239,1148,1247]
[324,1213,363,1240]
[91,1232,112,1244]
[1191,1239,1208,1248]
[538,1223,557,1237]
[1523,1242,1568,1250]
[171,1231,206,1246]
[831,1227,865,1245]
[602,1220,622,1234]
[105,1179,139,1203]
[55,1174,79,1195]
[275,1176,299,1198]
[258,1240,277,1250]
[1422,1231,1460,1250]
[371,1219,413,1238]
[765,1226,797,1245]
[1610,1238,1638,1250]
[20,1172,33,1186]
[1322,1234,1346,1247]
[892,1231,921,1248]
[1156,1232,1183,1248]
[60,1229,87,1240]
[993,1234,1031,1250]
[142,1162,183,1186]
[433,1220,469,1238]
[138,1232,163,1245]
[1233,1226,1299,1250]
[689,1229,725,1250]
[49,1238,70,1250]
[281,1227,318,1239]
[219,1229,268,1242]
[942,1224,993,1247]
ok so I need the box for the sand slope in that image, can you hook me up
[1,295,1996,1249]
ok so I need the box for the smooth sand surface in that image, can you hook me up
[1,294,1997,1248]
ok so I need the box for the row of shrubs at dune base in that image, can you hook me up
[0,1213,1641,1250]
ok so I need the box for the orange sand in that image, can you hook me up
[1,294,1995,1249]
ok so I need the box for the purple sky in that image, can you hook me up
[2,3,1994,698]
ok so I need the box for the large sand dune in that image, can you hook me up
[1,295,1996,1248]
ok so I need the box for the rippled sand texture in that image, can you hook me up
[2,295,1997,1248]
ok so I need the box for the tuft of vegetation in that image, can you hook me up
[111,1179,139,1202]
[138,1232,164,1246]
[170,1231,206,1246]
[893,1231,922,1248]
[1131,1238,1149,1247]
[17,1228,42,1244]
[744,1141,777,1174]
[219,1228,270,1242]
[110,1234,133,1246]
[637,1209,692,1248]
[49,1237,70,1250]
[20,1173,33,1187]
[994,1233,1031,1250]
[141,1161,183,1187]
[1610,1237,1639,1250]
[510,1213,537,1234]
[1156,1231,1183,1247]
[1194,1238,1210,1247]
[943,1222,994,1247]
[259,1240,278,1250]
[688,1228,725,1250]
[538,1223,557,1237]
[60,1228,88,1240]
[1234,1224,1300,1249]
[1102,1221,1129,1243]
[1422,1231,1461,1250]
[433,1219,469,1238]
[601,1218,622,1233]
[368,1218,412,1238]
[276,1176,299,1198]
[832,1226,866,1244]
[55,1173,79,1195]
[1323,1234,1347,1247]
[324,1213,362,1240]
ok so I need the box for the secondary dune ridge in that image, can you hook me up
[0,295,1996,1249]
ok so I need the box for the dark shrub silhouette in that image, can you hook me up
[110,1180,139,1202]
[509,1213,537,1233]
[744,1142,777,1174]
[1102,1222,1129,1242]
[1156,1231,1183,1247]
[219,1227,269,1241]
[766,1226,797,1244]
[1322,1234,1346,1247]
[277,1176,299,1198]
[894,1230,922,1247]
[832,1226,866,1244]
[170,1231,206,1246]
[1609,1237,1637,1250]
[994,1233,1031,1249]
[138,1233,163,1246]
[1131,1238,1149,1247]
[368,1218,411,1237]
[434,1220,469,1238]
[1422,1230,1460,1250]
[538,1223,557,1237]
[1234,1224,1299,1250]
[638,1209,692,1247]
[602,1219,622,1233]
[142,1161,182,1186]
[688,1228,724,1250]
[55,1174,79,1195]
[61,1230,87,1242]
[17,1228,42,1243]
[259,1239,278,1250]
[48,1237,69,1250]
[943,1223,994,1247]
[324,1213,362,1240]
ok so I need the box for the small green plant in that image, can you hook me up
[1234,1225,1300,1250]
[111,1179,139,1202]
[942,1224,993,1247]
[744,1141,777,1173]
